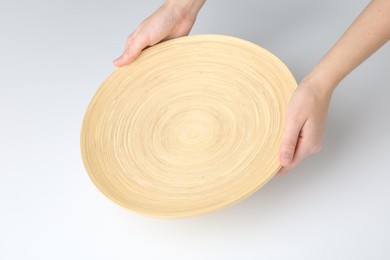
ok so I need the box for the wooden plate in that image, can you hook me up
[81,34,297,218]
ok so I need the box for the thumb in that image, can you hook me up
[279,118,304,167]
[113,34,149,67]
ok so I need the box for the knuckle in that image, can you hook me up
[123,47,133,58]
[126,32,136,43]
[132,27,151,44]
[127,33,134,41]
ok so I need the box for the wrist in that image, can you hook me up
[164,0,205,20]
[300,70,337,100]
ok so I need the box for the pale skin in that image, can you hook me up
[113,0,390,175]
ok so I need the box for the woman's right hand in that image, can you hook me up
[113,0,206,67]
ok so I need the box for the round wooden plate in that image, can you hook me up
[81,34,297,218]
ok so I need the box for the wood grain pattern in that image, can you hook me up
[80,35,297,218]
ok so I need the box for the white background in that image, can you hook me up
[1,0,389,259]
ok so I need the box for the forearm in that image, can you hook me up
[308,0,390,93]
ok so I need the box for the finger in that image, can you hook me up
[279,117,306,167]
[276,165,289,176]
[113,33,149,67]
[277,136,310,175]
[277,120,323,175]
[276,165,288,176]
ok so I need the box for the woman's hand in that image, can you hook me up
[113,0,205,67]
[278,0,390,175]
[278,76,334,175]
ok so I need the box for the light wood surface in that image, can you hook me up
[80,34,297,218]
